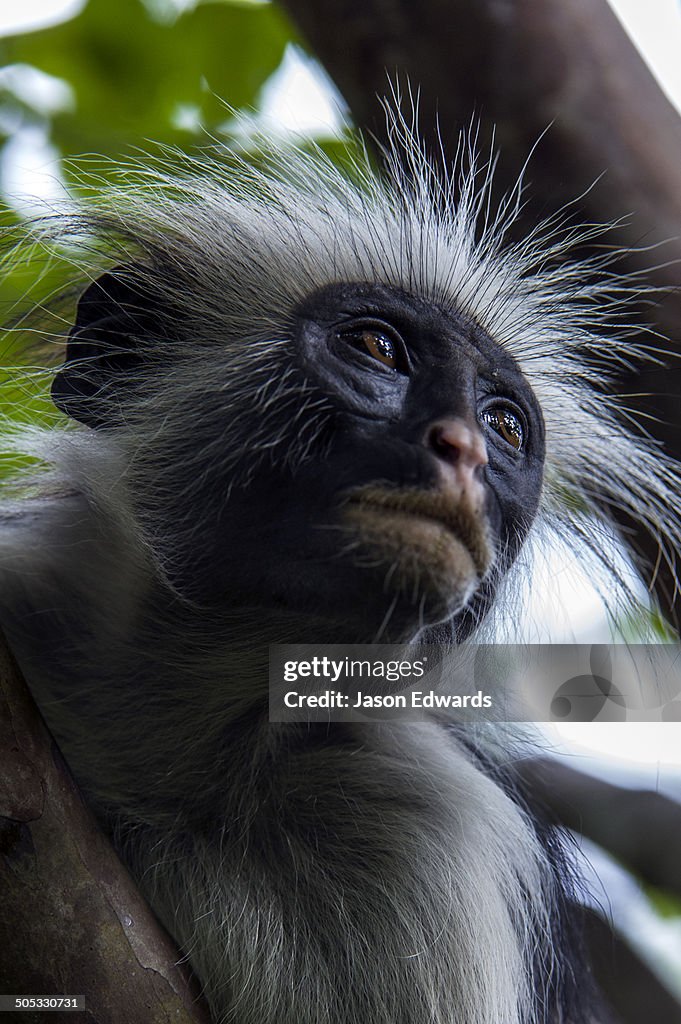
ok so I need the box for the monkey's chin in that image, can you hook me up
[341,486,493,631]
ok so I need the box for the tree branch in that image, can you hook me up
[517,755,681,897]
[0,631,210,1024]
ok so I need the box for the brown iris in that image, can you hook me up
[360,330,397,369]
[482,406,525,450]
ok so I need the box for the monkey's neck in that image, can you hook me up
[1,488,458,827]
[0,493,393,811]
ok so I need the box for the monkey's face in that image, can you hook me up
[161,282,544,641]
[53,276,545,642]
[282,283,545,638]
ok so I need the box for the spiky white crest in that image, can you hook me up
[1,104,680,635]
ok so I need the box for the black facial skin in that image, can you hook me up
[287,282,545,639]
[54,278,545,643]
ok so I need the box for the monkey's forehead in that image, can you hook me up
[292,280,524,375]
[89,145,592,381]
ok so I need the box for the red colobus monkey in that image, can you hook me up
[0,111,678,1023]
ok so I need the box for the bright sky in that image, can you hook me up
[608,0,681,111]
[0,0,85,37]
[1,0,681,772]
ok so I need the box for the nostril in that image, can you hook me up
[426,418,488,472]
[429,424,462,463]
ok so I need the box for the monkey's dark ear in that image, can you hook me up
[52,270,164,428]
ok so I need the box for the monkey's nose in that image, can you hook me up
[425,418,488,498]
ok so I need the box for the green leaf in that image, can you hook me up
[1,0,296,156]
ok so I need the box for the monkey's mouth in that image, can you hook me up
[342,485,493,580]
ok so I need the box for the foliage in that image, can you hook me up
[0,0,299,435]
[0,0,295,156]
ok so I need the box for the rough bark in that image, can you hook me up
[0,631,210,1024]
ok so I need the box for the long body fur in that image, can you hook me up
[1,112,679,1022]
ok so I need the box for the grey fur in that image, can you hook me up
[0,109,677,1022]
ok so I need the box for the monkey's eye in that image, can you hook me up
[338,325,407,373]
[481,405,526,451]
[361,331,397,368]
